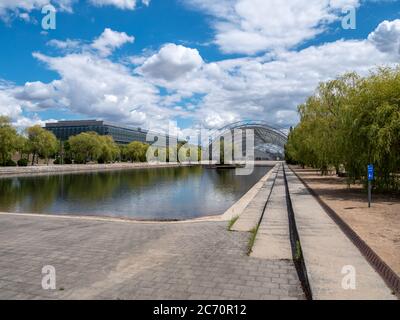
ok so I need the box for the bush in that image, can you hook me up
[53,157,73,165]
[4,159,17,167]
[17,158,28,167]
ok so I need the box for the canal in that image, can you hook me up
[0,166,271,220]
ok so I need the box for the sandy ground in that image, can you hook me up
[290,166,400,276]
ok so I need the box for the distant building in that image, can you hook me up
[45,120,173,145]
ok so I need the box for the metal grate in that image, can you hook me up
[291,168,400,298]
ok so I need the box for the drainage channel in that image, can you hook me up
[255,163,281,230]
[291,168,400,298]
[282,165,313,300]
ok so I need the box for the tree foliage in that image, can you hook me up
[0,116,19,165]
[286,66,400,192]
[26,125,58,165]
[125,141,149,162]
[69,132,106,164]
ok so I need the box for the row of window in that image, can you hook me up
[46,125,167,145]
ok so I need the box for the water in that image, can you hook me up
[0,166,271,220]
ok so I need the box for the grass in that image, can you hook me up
[294,240,302,261]
[227,215,239,231]
[247,226,259,256]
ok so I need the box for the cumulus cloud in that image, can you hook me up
[138,44,204,81]
[47,38,82,53]
[191,38,394,129]
[24,51,161,125]
[368,19,400,55]
[132,21,398,130]
[183,0,361,55]
[47,28,135,56]
[91,28,134,57]
[0,0,74,21]
[3,16,400,132]
[12,115,51,130]
[0,0,150,21]
[0,83,23,119]
[89,0,150,10]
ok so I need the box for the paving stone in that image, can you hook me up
[0,213,304,300]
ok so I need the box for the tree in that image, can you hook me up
[98,135,120,163]
[119,144,128,162]
[0,116,19,165]
[126,141,149,162]
[15,135,29,160]
[286,66,400,192]
[26,125,58,165]
[68,132,103,164]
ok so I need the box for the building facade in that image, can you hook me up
[45,120,171,145]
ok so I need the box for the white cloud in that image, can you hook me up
[47,38,81,52]
[368,19,400,55]
[3,18,400,132]
[132,29,397,130]
[12,115,50,130]
[91,28,134,57]
[138,44,204,81]
[183,0,361,55]
[26,52,159,124]
[0,84,23,119]
[0,0,150,21]
[89,0,150,10]
[0,0,74,20]
[195,38,396,129]
[89,0,136,10]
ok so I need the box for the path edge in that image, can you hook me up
[289,166,400,298]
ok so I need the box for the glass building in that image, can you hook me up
[45,120,173,145]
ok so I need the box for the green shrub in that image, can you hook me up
[17,158,28,167]
[4,159,17,167]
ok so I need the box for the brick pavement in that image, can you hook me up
[0,213,304,300]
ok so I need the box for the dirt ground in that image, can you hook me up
[290,166,400,276]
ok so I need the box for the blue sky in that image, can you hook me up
[0,0,399,135]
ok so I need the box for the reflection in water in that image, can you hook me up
[0,166,270,220]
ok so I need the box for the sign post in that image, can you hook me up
[367,164,374,208]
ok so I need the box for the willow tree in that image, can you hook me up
[126,141,149,162]
[0,116,19,165]
[98,135,120,163]
[26,125,58,165]
[286,66,400,191]
[68,132,103,164]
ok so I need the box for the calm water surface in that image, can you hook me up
[0,166,271,220]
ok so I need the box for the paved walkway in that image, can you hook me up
[0,213,304,300]
[286,166,396,300]
[232,165,279,232]
[251,167,292,260]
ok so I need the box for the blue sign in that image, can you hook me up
[368,164,374,181]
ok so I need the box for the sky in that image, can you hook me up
[0,0,399,137]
